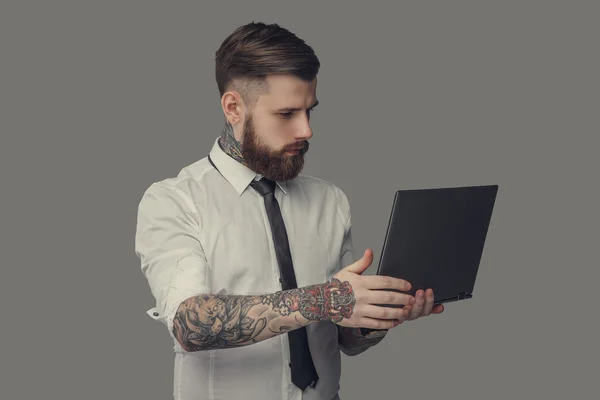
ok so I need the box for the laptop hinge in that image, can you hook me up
[457,292,472,300]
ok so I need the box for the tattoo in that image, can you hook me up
[338,327,386,356]
[218,121,247,165]
[262,278,355,322]
[173,278,356,352]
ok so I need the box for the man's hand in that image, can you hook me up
[332,248,416,330]
[402,288,445,321]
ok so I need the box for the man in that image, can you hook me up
[135,22,443,400]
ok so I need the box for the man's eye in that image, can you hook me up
[279,107,315,119]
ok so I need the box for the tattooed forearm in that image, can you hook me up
[261,278,355,322]
[172,278,356,352]
[218,121,247,165]
[338,327,387,356]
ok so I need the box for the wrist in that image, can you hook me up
[311,278,356,323]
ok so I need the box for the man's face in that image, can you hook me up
[240,74,317,181]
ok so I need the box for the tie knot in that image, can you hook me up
[250,177,276,196]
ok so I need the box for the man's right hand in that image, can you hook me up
[330,248,416,330]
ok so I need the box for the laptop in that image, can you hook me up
[374,184,498,307]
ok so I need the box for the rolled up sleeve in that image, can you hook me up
[134,182,210,339]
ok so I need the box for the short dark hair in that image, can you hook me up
[215,22,320,108]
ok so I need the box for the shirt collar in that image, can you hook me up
[208,137,288,196]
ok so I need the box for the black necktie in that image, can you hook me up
[249,177,319,391]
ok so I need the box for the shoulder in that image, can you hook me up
[293,171,347,194]
[291,173,352,216]
[137,157,213,211]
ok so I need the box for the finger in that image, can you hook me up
[343,248,373,274]
[407,290,425,320]
[367,290,415,307]
[361,304,406,321]
[431,304,444,314]
[421,289,435,316]
[361,275,411,292]
[359,317,399,330]
[390,318,404,329]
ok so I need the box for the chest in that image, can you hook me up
[198,189,345,295]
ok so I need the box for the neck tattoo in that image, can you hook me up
[218,121,248,166]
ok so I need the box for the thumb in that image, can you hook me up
[344,248,373,275]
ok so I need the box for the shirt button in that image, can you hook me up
[288,362,292,368]
[153,312,159,316]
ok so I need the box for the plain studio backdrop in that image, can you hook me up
[1,1,598,399]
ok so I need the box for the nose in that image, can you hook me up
[296,114,313,140]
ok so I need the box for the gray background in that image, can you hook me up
[2,1,598,399]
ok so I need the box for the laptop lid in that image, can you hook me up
[376,184,498,305]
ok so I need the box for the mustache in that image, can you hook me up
[283,141,309,152]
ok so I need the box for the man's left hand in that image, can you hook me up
[402,288,444,321]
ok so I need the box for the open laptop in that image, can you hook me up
[374,184,498,307]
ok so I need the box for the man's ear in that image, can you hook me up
[221,91,245,127]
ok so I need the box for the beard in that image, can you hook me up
[240,113,309,181]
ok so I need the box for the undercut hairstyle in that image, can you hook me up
[215,22,320,109]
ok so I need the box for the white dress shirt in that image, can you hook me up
[135,137,356,400]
